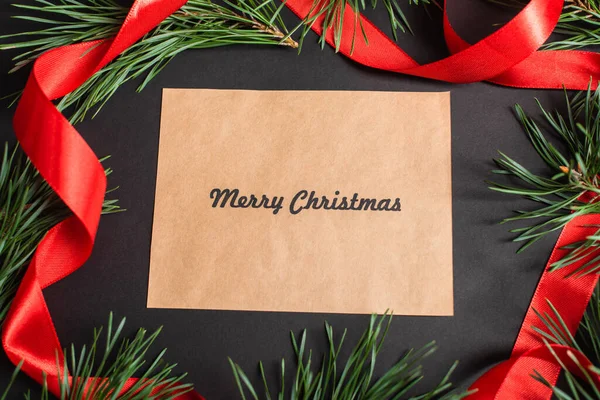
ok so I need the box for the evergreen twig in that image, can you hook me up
[229,313,471,399]
[0,143,120,325]
[0,0,297,124]
[489,84,600,276]
[301,0,434,53]
[3,313,194,399]
[485,0,600,50]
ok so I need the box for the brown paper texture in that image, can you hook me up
[148,89,453,315]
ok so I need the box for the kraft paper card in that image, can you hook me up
[148,89,453,315]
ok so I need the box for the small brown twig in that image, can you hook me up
[254,23,299,48]
[566,0,599,16]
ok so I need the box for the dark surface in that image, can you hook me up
[0,1,569,398]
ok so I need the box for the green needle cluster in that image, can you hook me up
[549,0,600,50]
[1,313,194,400]
[0,0,297,124]
[229,313,470,400]
[302,0,432,53]
[489,85,600,276]
[531,284,600,399]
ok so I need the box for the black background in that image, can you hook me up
[0,1,572,398]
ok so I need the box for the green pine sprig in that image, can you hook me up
[548,0,600,50]
[229,313,471,400]
[0,0,432,123]
[0,143,120,325]
[0,0,298,124]
[489,84,600,276]
[301,0,435,53]
[530,285,600,399]
[2,313,194,400]
[485,0,600,50]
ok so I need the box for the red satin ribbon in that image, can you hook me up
[4,0,600,398]
[468,215,600,399]
[475,343,600,398]
[284,0,600,88]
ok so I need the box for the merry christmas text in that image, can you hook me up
[209,188,402,215]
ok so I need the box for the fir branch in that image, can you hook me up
[0,0,297,124]
[485,0,600,50]
[489,84,600,276]
[0,143,120,325]
[229,313,471,399]
[3,313,193,399]
[531,285,600,399]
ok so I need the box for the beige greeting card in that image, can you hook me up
[148,89,453,315]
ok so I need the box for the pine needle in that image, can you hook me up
[229,313,472,399]
[0,143,120,325]
[0,0,297,124]
[4,313,194,399]
[531,284,600,398]
[489,83,600,276]
[302,0,434,54]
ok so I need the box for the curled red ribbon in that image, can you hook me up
[468,215,600,399]
[4,0,600,398]
[284,0,600,88]
[4,0,200,397]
